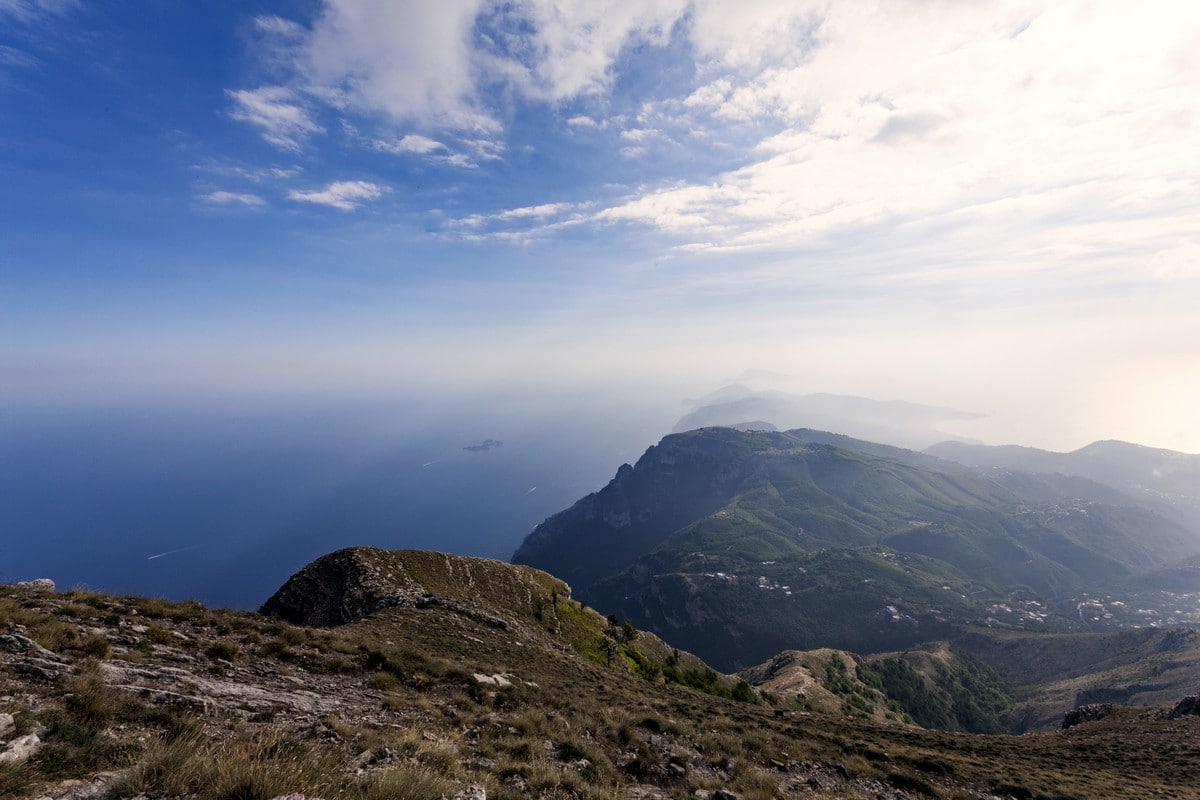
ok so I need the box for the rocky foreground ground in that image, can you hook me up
[4,552,1200,800]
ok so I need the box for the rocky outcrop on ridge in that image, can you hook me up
[260,547,568,627]
[260,547,430,626]
[1062,703,1116,729]
[1168,695,1200,719]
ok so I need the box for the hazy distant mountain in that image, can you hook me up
[675,385,983,450]
[928,439,1200,535]
[927,439,1200,499]
[515,427,1200,670]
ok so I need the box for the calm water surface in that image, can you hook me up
[1,397,670,608]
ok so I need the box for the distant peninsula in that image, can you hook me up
[463,438,502,452]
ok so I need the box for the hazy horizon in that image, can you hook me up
[3,374,1198,608]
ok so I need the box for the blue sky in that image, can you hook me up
[4,0,1200,451]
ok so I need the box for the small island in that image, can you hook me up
[463,439,502,452]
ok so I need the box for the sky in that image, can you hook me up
[3,0,1200,452]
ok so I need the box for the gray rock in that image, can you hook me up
[0,634,65,662]
[452,784,487,800]
[713,790,740,800]
[26,772,118,800]
[13,578,56,592]
[13,662,63,681]
[0,732,41,764]
[472,672,513,687]
[1168,694,1200,719]
[0,712,14,740]
[1062,703,1114,729]
[1,634,37,655]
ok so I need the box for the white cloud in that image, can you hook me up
[200,191,266,207]
[287,180,385,211]
[253,14,306,41]
[0,44,38,68]
[682,78,731,110]
[1148,242,1200,282]
[0,0,77,79]
[494,202,573,221]
[374,134,447,155]
[619,128,659,142]
[446,201,586,242]
[484,0,686,101]
[303,0,494,132]
[463,137,505,161]
[227,85,322,151]
[237,0,691,139]
[196,162,302,183]
[580,0,1200,274]
[228,0,1199,290]
[372,132,502,168]
[687,0,824,72]
[0,0,77,22]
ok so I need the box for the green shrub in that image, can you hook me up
[37,711,128,777]
[204,642,240,662]
[888,771,939,797]
[76,633,112,659]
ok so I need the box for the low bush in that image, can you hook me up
[204,642,240,662]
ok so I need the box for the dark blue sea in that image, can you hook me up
[1,394,672,609]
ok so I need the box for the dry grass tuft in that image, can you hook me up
[0,763,33,800]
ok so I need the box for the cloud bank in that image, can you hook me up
[224,1,1198,280]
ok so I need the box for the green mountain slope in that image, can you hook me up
[515,428,1200,670]
[927,438,1200,536]
[952,625,1200,731]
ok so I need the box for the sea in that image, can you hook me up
[1,393,673,609]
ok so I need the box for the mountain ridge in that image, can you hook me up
[515,427,1200,672]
